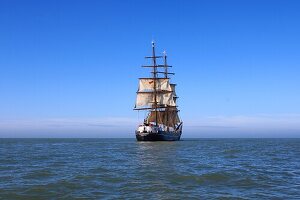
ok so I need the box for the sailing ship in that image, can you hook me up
[134,41,183,141]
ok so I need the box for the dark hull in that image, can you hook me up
[136,131,182,141]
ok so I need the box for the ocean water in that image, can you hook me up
[0,138,299,199]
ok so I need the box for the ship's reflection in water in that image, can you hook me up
[135,141,183,199]
[136,141,179,166]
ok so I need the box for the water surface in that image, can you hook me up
[0,138,299,199]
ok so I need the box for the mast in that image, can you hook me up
[152,41,158,126]
[163,50,168,78]
[163,50,169,131]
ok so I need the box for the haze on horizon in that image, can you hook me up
[1,0,300,138]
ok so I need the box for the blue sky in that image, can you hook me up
[0,0,300,137]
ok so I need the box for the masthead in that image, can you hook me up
[163,50,167,57]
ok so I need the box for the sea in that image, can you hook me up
[0,138,299,199]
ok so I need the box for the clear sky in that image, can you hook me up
[1,0,300,137]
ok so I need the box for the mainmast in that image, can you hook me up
[152,41,158,126]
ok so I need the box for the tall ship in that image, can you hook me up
[134,41,183,141]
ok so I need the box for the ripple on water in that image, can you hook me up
[0,138,299,199]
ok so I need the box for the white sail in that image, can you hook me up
[170,83,178,104]
[135,93,152,108]
[135,92,176,108]
[170,84,177,97]
[138,78,172,92]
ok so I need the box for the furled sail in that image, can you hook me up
[135,92,176,109]
[147,110,180,127]
[138,78,172,92]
